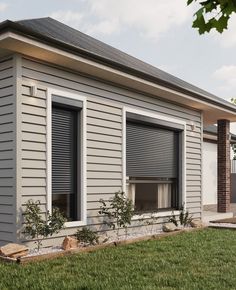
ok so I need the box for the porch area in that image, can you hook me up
[202,119,234,223]
[202,204,235,224]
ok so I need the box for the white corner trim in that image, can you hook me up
[122,106,187,211]
[46,89,52,215]
[122,108,126,193]
[46,88,87,227]
[200,111,204,216]
[182,125,187,211]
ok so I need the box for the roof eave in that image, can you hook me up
[0,21,236,124]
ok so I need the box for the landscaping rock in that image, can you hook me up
[62,236,78,250]
[162,223,177,232]
[98,235,109,244]
[190,220,203,228]
[0,243,29,257]
[10,250,29,259]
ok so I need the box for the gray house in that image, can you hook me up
[0,17,236,247]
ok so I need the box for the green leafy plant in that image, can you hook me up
[99,191,134,239]
[23,200,67,251]
[75,227,99,246]
[187,0,236,34]
[168,213,178,227]
[179,208,193,227]
[168,207,193,228]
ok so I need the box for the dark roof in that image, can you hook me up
[14,18,220,97]
[1,17,236,112]
[204,125,236,140]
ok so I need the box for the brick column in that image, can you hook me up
[217,119,231,213]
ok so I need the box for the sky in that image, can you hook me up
[1,0,236,102]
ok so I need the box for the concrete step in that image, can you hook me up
[202,211,233,223]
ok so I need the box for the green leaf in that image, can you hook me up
[205,2,218,12]
[187,0,195,5]
[209,15,229,33]
[192,8,208,34]
[189,0,236,34]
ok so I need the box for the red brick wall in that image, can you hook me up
[217,119,231,213]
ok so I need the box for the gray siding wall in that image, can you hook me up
[0,56,16,246]
[18,56,202,246]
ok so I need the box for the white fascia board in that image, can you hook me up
[1,32,236,124]
[0,32,236,121]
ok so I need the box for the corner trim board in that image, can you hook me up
[13,54,22,242]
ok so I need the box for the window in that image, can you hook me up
[52,102,80,221]
[127,178,177,212]
[126,113,183,213]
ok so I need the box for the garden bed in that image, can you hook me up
[0,227,204,264]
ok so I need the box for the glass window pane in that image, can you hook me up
[52,194,76,220]
[135,183,158,212]
[157,184,172,209]
[127,179,177,212]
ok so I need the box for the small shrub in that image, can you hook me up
[168,213,178,227]
[23,200,67,251]
[76,227,99,245]
[179,208,193,226]
[99,191,134,239]
[168,206,193,228]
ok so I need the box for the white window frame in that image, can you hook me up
[122,106,186,220]
[47,88,87,227]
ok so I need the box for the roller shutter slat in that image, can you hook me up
[126,121,178,178]
[52,107,77,195]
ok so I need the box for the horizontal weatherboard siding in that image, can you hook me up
[21,80,47,219]
[19,56,202,246]
[0,56,15,246]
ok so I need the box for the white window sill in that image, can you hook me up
[65,220,86,228]
[132,210,180,221]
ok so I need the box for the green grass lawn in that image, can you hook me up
[1,228,236,290]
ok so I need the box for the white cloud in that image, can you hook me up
[50,10,118,36]
[0,3,8,12]
[213,65,236,97]
[50,10,84,29]
[50,0,194,39]
[85,18,120,36]
[87,0,193,39]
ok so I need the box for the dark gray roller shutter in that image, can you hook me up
[126,121,178,178]
[52,106,77,196]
